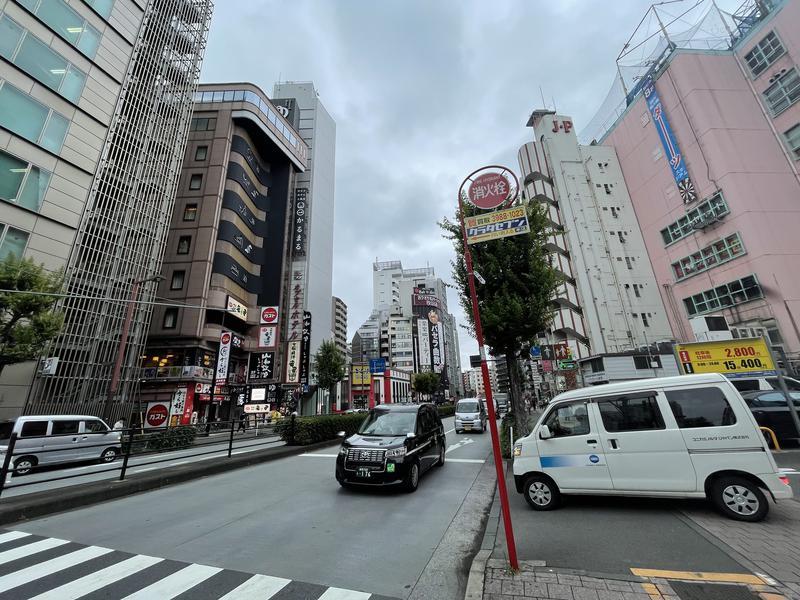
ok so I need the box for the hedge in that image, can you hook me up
[437,404,455,418]
[122,426,197,453]
[274,414,368,445]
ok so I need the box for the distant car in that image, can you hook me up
[494,393,509,414]
[335,403,445,492]
[741,390,800,445]
[455,398,486,434]
[731,376,800,393]
[0,415,121,476]
[343,409,368,414]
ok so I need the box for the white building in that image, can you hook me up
[519,110,673,357]
[580,347,680,386]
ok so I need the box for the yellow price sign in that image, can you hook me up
[675,338,776,378]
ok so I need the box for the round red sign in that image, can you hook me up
[467,172,511,210]
[221,332,231,345]
[146,404,169,427]
[261,307,278,324]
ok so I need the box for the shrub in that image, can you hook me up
[145,426,197,451]
[274,413,368,445]
[437,404,455,418]
[499,413,514,459]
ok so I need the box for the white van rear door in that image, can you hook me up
[593,392,696,492]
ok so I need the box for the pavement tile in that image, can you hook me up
[572,588,600,600]
[485,579,503,594]
[535,573,560,583]
[605,582,634,592]
[557,574,584,585]
[655,583,674,595]
[596,591,625,600]
[620,593,651,600]
[502,580,526,596]
[524,581,549,597]
[547,583,574,599]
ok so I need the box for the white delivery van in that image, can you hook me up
[512,373,792,521]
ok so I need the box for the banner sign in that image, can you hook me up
[260,306,279,325]
[431,321,444,373]
[643,76,697,204]
[287,266,305,341]
[215,331,232,385]
[248,351,275,383]
[417,318,432,371]
[285,341,301,383]
[675,338,776,378]
[300,311,312,385]
[465,206,530,245]
[258,325,277,348]
[412,287,444,310]
[226,296,248,321]
[292,188,309,257]
[351,363,370,386]
[170,387,187,417]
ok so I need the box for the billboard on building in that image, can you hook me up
[226,296,248,321]
[675,338,776,378]
[351,363,371,386]
[413,291,446,378]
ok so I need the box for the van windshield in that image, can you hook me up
[0,422,12,440]
[457,401,479,413]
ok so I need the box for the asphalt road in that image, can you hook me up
[10,416,495,599]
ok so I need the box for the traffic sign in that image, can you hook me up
[558,360,577,370]
[529,346,541,359]
[467,172,511,210]
[369,358,386,374]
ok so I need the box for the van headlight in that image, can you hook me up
[513,443,522,457]
[386,446,406,458]
[338,446,347,455]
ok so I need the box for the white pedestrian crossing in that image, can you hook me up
[0,529,401,599]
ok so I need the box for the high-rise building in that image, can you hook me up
[584,0,800,368]
[139,82,309,422]
[519,111,674,355]
[4,0,212,420]
[332,296,348,359]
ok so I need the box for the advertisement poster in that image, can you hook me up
[215,331,232,385]
[248,352,275,383]
[676,338,776,378]
[413,287,445,377]
[465,206,530,245]
[258,325,277,348]
[285,341,301,383]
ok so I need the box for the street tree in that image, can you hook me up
[0,255,64,376]
[412,371,439,401]
[440,197,561,435]
[312,339,346,412]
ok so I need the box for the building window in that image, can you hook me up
[682,274,763,317]
[0,81,70,153]
[83,0,115,19]
[784,123,800,160]
[671,232,746,281]
[625,257,632,270]
[763,68,800,117]
[189,117,216,131]
[0,16,87,103]
[633,355,662,370]
[744,31,785,77]
[183,203,197,221]
[195,145,208,161]
[0,149,52,212]
[177,236,191,255]
[170,270,185,290]
[660,192,730,245]
[163,308,178,329]
[16,0,102,59]
[189,174,202,190]
[0,224,30,259]
[641,313,650,327]
[633,284,641,298]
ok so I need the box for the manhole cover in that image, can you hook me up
[670,581,760,600]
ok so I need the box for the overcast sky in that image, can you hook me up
[200,0,742,368]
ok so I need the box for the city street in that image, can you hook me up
[2,416,494,599]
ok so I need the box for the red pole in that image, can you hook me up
[457,185,520,571]
[104,280,141,422]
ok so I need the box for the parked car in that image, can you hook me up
[455,398,486,433]
[512,373,792,521]
[335,403,445,492]
[0,415,122,476]
[742,390,800,446]
[731,376,800,393]
[494,393,509,414]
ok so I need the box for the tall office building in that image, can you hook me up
[332,296,348,359]
[0,0,212,419]
[519,111,673,356]
[584,0,800,368]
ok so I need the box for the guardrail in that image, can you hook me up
[0,418,285,499]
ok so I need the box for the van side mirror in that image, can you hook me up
[337,431,346,438]
[406,432,416,439]
[539,425,553,440]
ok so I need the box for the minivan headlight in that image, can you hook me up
[513,443,522,457]
[338,446,347,455]
[386,446,406,458]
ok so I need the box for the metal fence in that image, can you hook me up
[0,419,282,499]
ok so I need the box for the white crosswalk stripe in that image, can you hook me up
[0,530,400,599]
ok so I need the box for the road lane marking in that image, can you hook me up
[121,563,222,599]
[447,458,486,463]
[0,531,30,544]
[446,438,474,454]
[630,568,765,585]
[445,428,455,434]
[0,545,113,592]
[0,537,69,565]
[317,587,371,600]
[300,453,339,458]
[218,573,291,599]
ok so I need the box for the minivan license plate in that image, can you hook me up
[357,467,371,478]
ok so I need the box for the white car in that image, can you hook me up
[513,373,792,521]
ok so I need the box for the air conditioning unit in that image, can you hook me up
[732,327,766,340]
[690,315,733,342]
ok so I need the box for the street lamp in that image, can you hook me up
[103,274,165,422]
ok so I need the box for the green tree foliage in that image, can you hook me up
[440,197,561,435]
[412,371,440,400]
[312,339,346,406]
[0,255,64,375]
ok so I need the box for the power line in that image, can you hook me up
[0,288,228,312]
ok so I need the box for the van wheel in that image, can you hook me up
[404,461,420,493]
[100,448,118,463]
[523,475,561,511]
[13,456,36,476]
[711,476,768,522]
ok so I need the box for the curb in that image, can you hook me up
[0,438,340,525]
[464,549,492,600]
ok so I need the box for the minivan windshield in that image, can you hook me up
[0,422,12,440]
[457,401,479,413]
[358,411,416,436]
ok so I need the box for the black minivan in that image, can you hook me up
[335,403,446,492]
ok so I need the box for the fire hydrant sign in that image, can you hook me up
[676,338,776,378]
[467,172,510,209]
[465,206,530,245]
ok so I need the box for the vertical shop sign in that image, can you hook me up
[300,311,312,385]
[215,331,232,385]
[285,341,301,383]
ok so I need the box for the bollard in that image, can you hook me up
[119,427,135,481]
[228,419,235,457]
[0,433,18,497]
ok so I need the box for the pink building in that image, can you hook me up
[598,0,800,367]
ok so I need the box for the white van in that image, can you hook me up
[512,373,792,521]
[0,415,121,475]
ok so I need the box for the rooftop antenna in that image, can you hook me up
[539,85,546,109]
[552,96,557,113]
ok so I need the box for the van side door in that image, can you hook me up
[17,420,48,465]
[80,419,114,460]
[46,419,82,465]
[594,392,696,492]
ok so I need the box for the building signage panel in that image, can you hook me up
[417,318,432,371]
[244,403,271,414]
[351,363,370,386]
[226,296,248,321]
[215,331,232,385]
[258,325,277,348]
[467,172,510,210]
[643,76,697,204]
[260,306,279,325]
[251,387,266,402]
[170,387,187,417]
[287,265,306,341]
[285,341,301,383]
[146,402,169,428]
[292,188,309,257]
[675,338,776,378]
[542,359,553,373]
[300,311,312,385]
[431,321,444,373]
[370,358,386,374]
[465,206,530,245]
[412,287,444,310]
[249,351,275,383]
